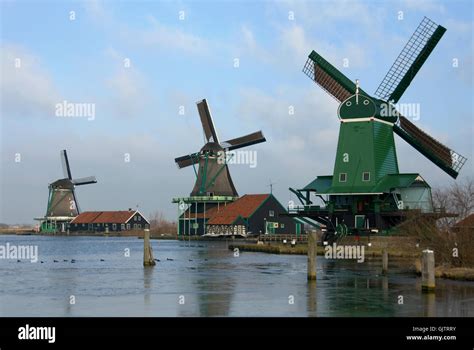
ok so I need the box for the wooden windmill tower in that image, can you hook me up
[37,150,97,233]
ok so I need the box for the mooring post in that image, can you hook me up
[307,231,317,281]
[421,249,435,292]
[143,229,156,267]
[382,249,388,275]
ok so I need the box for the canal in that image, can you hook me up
[1,235,473,317]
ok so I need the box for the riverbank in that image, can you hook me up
[229,241,474,282]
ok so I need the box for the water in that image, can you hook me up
[1,235,473,317]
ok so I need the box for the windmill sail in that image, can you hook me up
[176,98,266,196]
[303,50,368,102]
[72,176,97,186]
[175,152,200,169]
[197,99,219,143]
[393,116,466,178]
[221,131,266,151]
[61,150,72,179]
[375,17,446,103]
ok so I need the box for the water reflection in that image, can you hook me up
[423,292,436,317]
[0,235,473,317]
[143,266,154,307]
[307,281,317,316]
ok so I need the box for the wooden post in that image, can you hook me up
[382,249,388,275]
[307,231,317,281]
[421,249,435,292]
[143,229,155,267]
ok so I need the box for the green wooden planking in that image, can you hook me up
[373,122,399,180]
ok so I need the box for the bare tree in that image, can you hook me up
[148,211,177,236]
[405,177,474,267]
[433,176,474,230]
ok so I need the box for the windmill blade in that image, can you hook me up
[197,99,219,143]
[303,50,367,102]
[72,189,81,215]
[72,176,97,186]
[221,131,266,151]
[393,116,467,179]
[60,150,72,180]
[175,153,200,169]
[375,17,446,103]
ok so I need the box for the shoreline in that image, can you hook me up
[228,243,474,282]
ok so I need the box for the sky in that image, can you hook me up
[0,0,473,225]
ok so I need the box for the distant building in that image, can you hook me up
[452,213,474,233]
[69,210,149,233]
[205,194,301,237]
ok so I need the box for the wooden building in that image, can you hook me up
[69,210,149,233]
[205,194,300,237]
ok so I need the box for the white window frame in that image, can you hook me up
[362,172,370,182]
[339,173,347,182]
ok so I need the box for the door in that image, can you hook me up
[355,215,365,229]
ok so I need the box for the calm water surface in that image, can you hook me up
[1,235,473,317]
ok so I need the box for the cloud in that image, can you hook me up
[0,45,62,119]
[120,15,211,55]
[276,0,383,30]
[278,24,368,70]
[236,25,273,63]
[103,48,153,119]
[399,0,446,14]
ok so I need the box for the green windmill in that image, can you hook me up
[172,99,266,236]
[289,17,467,241]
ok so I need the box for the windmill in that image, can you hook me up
[45,150,97,218]
[175,99,266,197]
[289,17,467,239]
[173,98,266,236]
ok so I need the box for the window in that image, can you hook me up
[112,224,117,230]
[281,223,285,228]
[134,216,137,221]
[137,224,141,229]
[269,210,275,217]
[339,173,347,182]
[121,224,125,230]
[126,223,131,230]
[362,172,370,182]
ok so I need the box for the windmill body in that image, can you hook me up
[289,17,467,241]
[36,150,97,233]
[173,99,266,236]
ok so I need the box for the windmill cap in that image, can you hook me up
[200,142,224,153]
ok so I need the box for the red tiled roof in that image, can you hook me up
[207,194,270,225]
[71,211,137,224]
[71,211,102,223]
[454,213,474,228]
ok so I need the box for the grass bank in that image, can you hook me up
[229,240,474,282]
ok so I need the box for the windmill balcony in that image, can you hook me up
[288,205,322,214]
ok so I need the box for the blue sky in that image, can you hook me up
[1,0,473,224]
